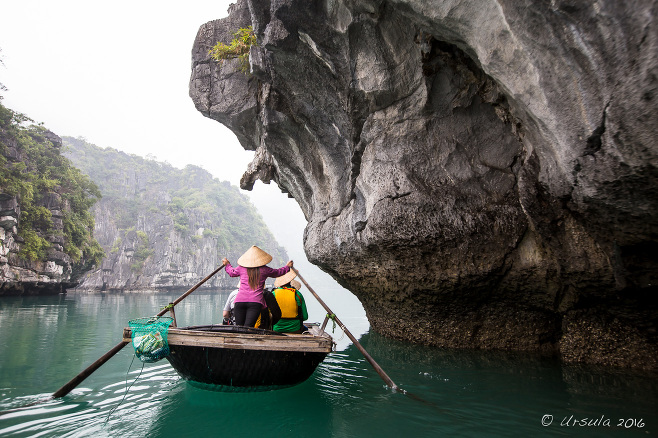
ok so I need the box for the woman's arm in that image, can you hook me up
[224,261,239,277]
[266,260,294,278]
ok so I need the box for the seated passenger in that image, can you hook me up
[271,272,308,334]
[222,285,239,325]
[254,288,281,330]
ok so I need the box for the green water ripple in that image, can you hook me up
[0,291,656,437]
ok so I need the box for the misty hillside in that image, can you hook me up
[63,136,287,290]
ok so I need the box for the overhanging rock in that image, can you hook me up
[190,0,658,369]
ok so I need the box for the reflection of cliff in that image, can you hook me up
[190,1,658,369]
[338,331,658,414]
[63,138,286,290]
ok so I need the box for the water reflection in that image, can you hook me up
[0,292,656,437]
[328,331,658,437]
[315,353,369,401]
[0,358,178,437]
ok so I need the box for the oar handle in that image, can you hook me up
[52,264,226,398]
[291,267,399,390]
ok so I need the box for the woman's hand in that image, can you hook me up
[286,260,294,268]
[222,258,229,266]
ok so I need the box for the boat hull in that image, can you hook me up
[167,343,328,389]
[123,324,333,390]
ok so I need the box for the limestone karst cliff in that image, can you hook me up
[64,137,287,291]
[0,105,103,294]
[190,0,657,369]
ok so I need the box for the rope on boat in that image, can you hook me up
[326,313,346,341]
[326,313,337,333]
[104,355,145,425]
[160,303,174,312]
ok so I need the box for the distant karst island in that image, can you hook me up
[63,136,287,291]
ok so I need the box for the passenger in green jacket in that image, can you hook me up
[271,272,308,334]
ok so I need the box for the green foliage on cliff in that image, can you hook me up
[208,26,256,73]
[18,206,52,261]
[0,102,104,270]
[62,137,285,265]
[130,230,153,273]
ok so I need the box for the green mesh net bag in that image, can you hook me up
[129,316,174,363]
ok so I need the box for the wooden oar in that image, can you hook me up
[291,267,399,391]
[52,264,225,398]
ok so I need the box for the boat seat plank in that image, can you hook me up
[122,327,333,353]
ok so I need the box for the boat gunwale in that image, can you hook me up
[122,326,333,353]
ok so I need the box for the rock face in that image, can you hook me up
[0,192,75,295]
[190,0,658,369]
[64,138,287,291]
[1,131,83,295]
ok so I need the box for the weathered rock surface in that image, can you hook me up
[190,0,658,369]
[0,133,77,295]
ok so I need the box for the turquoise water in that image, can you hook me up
[0,289,656,437]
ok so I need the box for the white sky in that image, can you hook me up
[0,0,304,254]
[0,1,249,181]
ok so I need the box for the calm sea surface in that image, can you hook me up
[0,283,656,437]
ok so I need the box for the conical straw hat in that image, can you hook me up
[237,245,272,268]
[290,279,302,290]
[274,270,297,287]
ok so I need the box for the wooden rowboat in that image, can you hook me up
[122,324,334,391]
[54,268,394,400]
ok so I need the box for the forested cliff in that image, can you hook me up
[0,103,103,294]
[63,137,286,291]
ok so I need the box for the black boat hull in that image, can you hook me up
[167,344,328,390]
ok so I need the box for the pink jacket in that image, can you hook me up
[224,263,290,307]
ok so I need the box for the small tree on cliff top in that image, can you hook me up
[208,26,256,73]
[0,47,7,96]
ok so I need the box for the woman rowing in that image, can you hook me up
[222,245,293,327]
